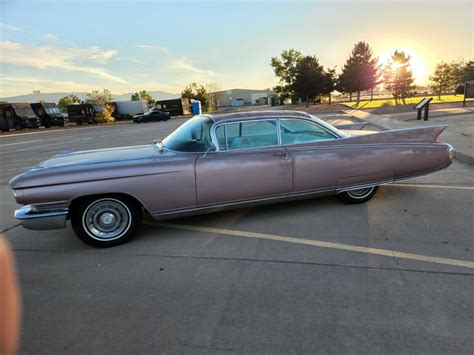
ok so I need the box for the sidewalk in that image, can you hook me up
[345,109,474,166]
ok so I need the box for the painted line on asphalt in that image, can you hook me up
[0,139,45,147]
[388,183,474,191]
[150,221,474,269]
[0,125,104,139]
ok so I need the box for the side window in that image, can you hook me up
[225,120,278,150]
[215,125,226,150]
[279,119,336,145]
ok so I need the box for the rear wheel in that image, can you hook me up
[337,186,378,204]
[71,196,141,247]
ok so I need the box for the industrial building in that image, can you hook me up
[212,89,277,107]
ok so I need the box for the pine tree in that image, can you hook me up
[340,41,381,104]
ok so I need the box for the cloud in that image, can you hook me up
[126,57,144,64]
[136,44,169,52]
[0,22,24,32]
[167,57,214,76]
[43,33,58,41]
[0,77,98,97]
[0,41,125,83]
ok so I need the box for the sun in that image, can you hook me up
[378,48,428,85]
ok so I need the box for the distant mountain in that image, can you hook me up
[0,91,180,103]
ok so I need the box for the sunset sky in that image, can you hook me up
[0,0,472,97]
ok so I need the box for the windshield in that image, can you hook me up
[46,107,60,114]
[14,108,35,116]
[162,116,213,152]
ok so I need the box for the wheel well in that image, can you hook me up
[68,193,148,220]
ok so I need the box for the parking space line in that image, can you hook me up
[0,139,45,147]
[388,183,474,191]
[150,221,474,269]
[0,125,108,139]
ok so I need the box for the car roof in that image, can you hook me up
[204,110,313,122]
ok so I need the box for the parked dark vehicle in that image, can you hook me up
[155,98,191,116]
[0,103,40,131]
[67,104,101,125]
[30,103,67,128]
[0,110,12,132]
[133,109,170,123]
[10,110,453,248]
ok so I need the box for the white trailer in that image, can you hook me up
[114,100,148,119]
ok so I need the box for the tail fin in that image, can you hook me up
[343,125,448,144]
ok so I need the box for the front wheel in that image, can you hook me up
[337,186,379,204]
[71,196,141,247]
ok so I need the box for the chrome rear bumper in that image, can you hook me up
[14,204,68,230]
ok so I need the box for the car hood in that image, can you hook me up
[38,145,159,169]
[9,144,175,189]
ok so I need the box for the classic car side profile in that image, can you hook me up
[10,110,454,247]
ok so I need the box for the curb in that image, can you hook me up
[454,151,474,166]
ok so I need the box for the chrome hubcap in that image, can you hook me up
[347,187,374,199]
[83,199,131,241]
[100,212,116,226]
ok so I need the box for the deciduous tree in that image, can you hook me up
[429,62,452,99]
[95,104,115,123]
[181,83,209,106]
[57,94,80,112]
[293,56,325,107]
[337,65,357,102]
[383,51,415,105]
[322,68,336,104]
[131,90,155,107]
[85,89,113,104]
[463,60,474,81]
[270,49,303,103]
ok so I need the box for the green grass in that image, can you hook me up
[342,94,473,109]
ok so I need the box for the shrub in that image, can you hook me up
[95,104,115,124]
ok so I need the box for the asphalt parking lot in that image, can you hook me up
[1,117,473,353]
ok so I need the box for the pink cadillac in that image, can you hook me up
[10,110,453,247]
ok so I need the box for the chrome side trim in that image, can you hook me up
[152,189,335,220]
[336,180,393,194]
[14,204,69,230]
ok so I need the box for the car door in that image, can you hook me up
[280,118,341,193]
[281,118,395,193]
[195,119,292,206]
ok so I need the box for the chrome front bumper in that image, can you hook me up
[14,204,69,230]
